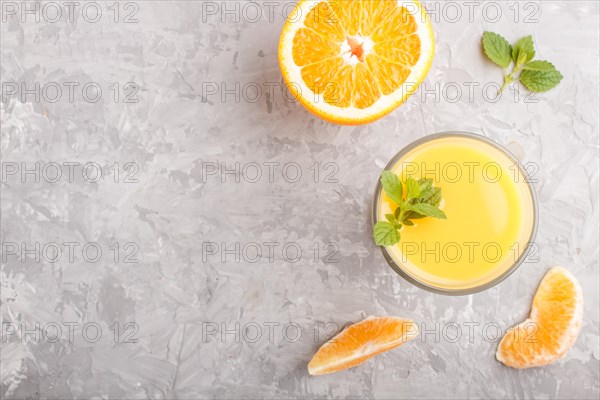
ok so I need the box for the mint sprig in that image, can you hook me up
[482,32,563,93]
[374,172,447,247]
[482,31,512,68]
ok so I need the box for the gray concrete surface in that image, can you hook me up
[1,1,599,399]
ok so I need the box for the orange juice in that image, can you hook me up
[375,133,537,294]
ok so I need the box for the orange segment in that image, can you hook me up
[374,34,421,66]
[301,56,344,95]
[325,64,353,107]
[279,0,434,125]
[304,2,346,42]
[308,316,419,375]
[330,0,362,36]
[371,6,418,42]
[301,61,354,107]
[353,62,381,109]
[292,28,340,66]
[360,0,398,37]
[366,54,411,96]
[496,267,583,369]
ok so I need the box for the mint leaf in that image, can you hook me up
[483,31,562,95]
[380,171,403,206]
[373,222,401,246]
[374,174,446,247]
[517,50,528,67]
[403,211,426,221]
[482,31,512,68]
[512,35,535,65]
[417,178,433,197]
[405,177,421,200]
[520,68,563,92]
[418,187,441,205]
[426,187,442,207]
[408,203,447,219]
[418,188,434,203]
[522,60,555,71]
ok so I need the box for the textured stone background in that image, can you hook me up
[1,1,599,399]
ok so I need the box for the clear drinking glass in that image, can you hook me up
[372,132,539,295]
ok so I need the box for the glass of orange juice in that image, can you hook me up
[373,132,538,295]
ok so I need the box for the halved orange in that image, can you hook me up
[496,267,583,368]
[308,316,419,375]
[279,0,434,125]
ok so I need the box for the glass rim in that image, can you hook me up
[372,131,539,296]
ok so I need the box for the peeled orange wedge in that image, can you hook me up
[279,0,434,125]
[496,267,583,369]
[308,316,419,375]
